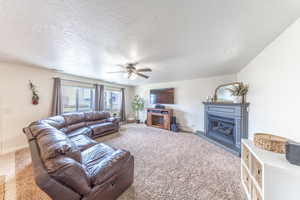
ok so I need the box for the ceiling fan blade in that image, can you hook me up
[116,64,126,68]
[136,68,152,72]
[136,72,149,79]
[129,62,139,67]
[107,71,127,73]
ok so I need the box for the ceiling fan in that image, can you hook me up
[108,62,152,80]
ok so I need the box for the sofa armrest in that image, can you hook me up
[45,157,91,195]
[29,139,81,200]
[23,127,35,141]
[90,150,131,186]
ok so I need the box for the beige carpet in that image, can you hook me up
[0,176,5,200]
[15,124,244,200]
[15,148,50,200]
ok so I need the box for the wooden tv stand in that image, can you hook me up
[146,108,173,130]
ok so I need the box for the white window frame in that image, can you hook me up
[62,85,95,113]
[104,88,122,116]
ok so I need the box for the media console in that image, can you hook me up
[146,108,173,130]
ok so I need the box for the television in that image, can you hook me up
[150,88,174,104]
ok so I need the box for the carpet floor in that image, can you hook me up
[15,124,244,200]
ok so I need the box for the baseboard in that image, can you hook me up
[179,128,194,134]
[195,130,205,135]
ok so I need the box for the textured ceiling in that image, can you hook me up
[0,0,300,85]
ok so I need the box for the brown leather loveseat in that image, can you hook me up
[23,111,134,200]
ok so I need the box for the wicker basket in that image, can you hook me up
[254,133,288,154]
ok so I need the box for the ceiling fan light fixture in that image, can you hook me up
[129,73,137,80]
[123,73,129,79]
[110,62,151,80]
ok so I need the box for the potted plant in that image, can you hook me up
[131,95,145,123]
[227,83,249,103]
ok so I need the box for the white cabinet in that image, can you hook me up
[241,139,300,200]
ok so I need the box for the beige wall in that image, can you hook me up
[134,74,237,132]
[0,63,134,154]
[238,18,300,142]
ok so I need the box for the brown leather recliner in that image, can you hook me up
[23,111,134,200]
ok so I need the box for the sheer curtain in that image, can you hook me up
[95,84,104,111]
[51,77,62,116]
[120,88,126,121]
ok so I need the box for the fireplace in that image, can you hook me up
[202,102,249,156]
[208,115,235,146]
[152,115,164,126]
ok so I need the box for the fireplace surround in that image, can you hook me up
[202,102,249,156]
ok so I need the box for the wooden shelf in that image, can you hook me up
[151,125,163,128]
[150,113,165,116]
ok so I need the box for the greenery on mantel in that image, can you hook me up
[226,82,249,97]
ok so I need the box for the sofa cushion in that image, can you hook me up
[45,156,91,195]
[59,122,85,133]
[82,143,115,165]
[89,122,115,136]
[29,122,57,138]
[82,144,130,186]
[85,111,110,121]
[70,135,98,151]
[34,125,81,163]
[39,116,66,129]
[63,112,86,125]
[62,112,87,133]
[86,119,107,126]
[67,127,93,138]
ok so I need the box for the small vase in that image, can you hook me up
[32,97,39,105]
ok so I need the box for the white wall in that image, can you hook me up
[134,74,237,132]
[238,18,300,142]
[0,63,134,154]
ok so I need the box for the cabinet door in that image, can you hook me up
[163,115,170,130]
[251,156,263,188]
[147,112,152,126]
[252,184,262,200]
[242,144,251,169]
[242,165,251,195]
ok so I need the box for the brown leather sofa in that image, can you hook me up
[23,111,134,200]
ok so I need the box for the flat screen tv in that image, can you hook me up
[150,88,174,104]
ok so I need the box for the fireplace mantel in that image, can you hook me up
[203,102,250,106]
[202,102,249,156]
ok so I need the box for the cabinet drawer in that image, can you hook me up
[242,165,251,194]
[251,155,263,188]
[242,144,251,169]
[252,183,262,200]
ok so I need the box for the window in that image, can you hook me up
[104,89,122,116]
[62,85,95,113]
